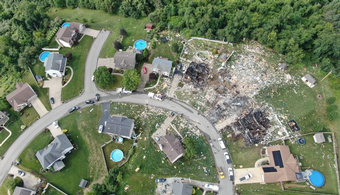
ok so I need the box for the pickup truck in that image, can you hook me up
[218,167,225,179]
[228,168,234,181]
[218,138,226,150]
[224,152,232,164]
[239,173,253,182]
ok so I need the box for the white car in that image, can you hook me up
[228,168,234,181]
[204,183,219,191]
[224,152,232,164]
[92,75,95,81]
[98,125,103,133]
[240,173,253,182]
[53,121,59,129]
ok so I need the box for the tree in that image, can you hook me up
[142,48,149,59]
[171,43,180,53]
[183,137,198,159]
[114,41,123,50]
[94,66,115,89]
[116,171,123,183]
[327,97,336,104]
[122,69,141,90]
[120,28,127,36]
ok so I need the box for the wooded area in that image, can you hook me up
[0,0,339,97]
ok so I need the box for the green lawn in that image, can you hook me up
[43,185,65,195]
[60,36,93,101]
[103,139,134,169]
[0,177,21,195]
[0,129,10,143]
[46,8,148,58]
[149,41,176,63]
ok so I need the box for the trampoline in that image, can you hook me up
[134,40,147,50]
[110,149,124,162]
[309,170,325,187]
[62,22,70,28]
[39,51,51,62]
[297,138,306,145]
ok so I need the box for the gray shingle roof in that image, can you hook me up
[104,116,134,138]
[0,111,9,126]
[114,52,136,69]
[36,134,73,169]
[303,74,316,84]
[44,52,66,72]
[12,187,35,195]
[79,179,88,188]
[172,183,193,195]
[152,58,173,74]
[53,160,65,171]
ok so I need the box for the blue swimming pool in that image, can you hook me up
[110,149,123,162]
[134,40,147,50]
[39,51,51,62]
[309,170,325,187]
[62,22,70,28]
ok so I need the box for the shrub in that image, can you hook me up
[327,104,338,113]
[151,41,156,49]
[120,28,127,36]
[171,43,180,53]
[114,41,123,50]
[327,97,336,104]
[327,112,339,121]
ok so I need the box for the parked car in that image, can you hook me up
[224,152,232,164]
[155,178,166,183]
[143,67,147,74]
[53,121,59,128]
[239,173,253,182]
[95,93,100,101]
[50,97,55,104]
[92,75,95,81]
[18,170,25,176]
[204,184,219,191]
[98,125,103,133]
[85,100,94,104]
[228,168,234,181]
[218,167,225,179]
[69,106,80,113]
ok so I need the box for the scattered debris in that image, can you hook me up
[183,62,210,88]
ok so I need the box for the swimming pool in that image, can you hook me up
[134,40,147,50]
[39,51,51,62]
[110,149,124,162]
[62,22,70,28]
[309,170,325,187]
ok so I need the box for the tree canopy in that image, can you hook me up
[122,69,141,91]
[94,66,115,89]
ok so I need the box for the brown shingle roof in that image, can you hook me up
[158,134,184,163]
[56,22,82,45]
[6,83,37,111]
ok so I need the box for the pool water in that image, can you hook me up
[62,23,70,28]
[309,170,325,187]
[39,51,51,62]
[134,40,147,50]
[110,149,124,162]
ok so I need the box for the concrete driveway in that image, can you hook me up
[234,167,263,185]
[168,72,183,97]
[43,77,63,109]
[81,28,100,38]
[8,166,40,190]
[137,63,152,92]
[47,123,63,138]
[31,98,48,117]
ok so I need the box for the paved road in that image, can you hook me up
[0,30,234,195]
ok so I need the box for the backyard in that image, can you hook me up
[103,139,134,169]
[43,185,65,195]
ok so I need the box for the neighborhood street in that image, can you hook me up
[0,30,234,195]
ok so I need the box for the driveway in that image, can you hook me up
[168,71,182,97]
[47,123,63,138]
[81,28,100,38]
[234,167,263,185]
[43,77,63,109]
[137,63,151,92]
[98,102,110,127]
[31,98,48,117]
[151,112,176,141]
[8,166,40,190]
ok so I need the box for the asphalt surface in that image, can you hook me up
[98,102,110,126]
[0,30,234,195]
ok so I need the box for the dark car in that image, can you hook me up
[50,97,55,104]
[18,170,25,176]
[85,100,94,104]
[95,93,100,101]
[155,178,166,183]
[69,106,80,113]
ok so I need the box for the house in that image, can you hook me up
[113,51,136,70]
[152,58,173,76]
[171,183,193,195]
[146,23,153,30]
[103,116,135,139]
[44,52,67,77]
[79,179,88,188]
[301,74,316,88]
[35,133,74,171]
[6,83,37,111]
[158,134,184,163]
[0,111,9,126]
[56,22,84,48]
[12,187,36,195]
[313,133,325,143]
[261,145,300,183]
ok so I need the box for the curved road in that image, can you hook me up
[0,31,234,195]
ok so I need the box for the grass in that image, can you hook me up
[149,41,176,63]
[103,139,133,169]
[60,36,93,101]
[0,177,20,195]
[43,185,65,195]
[0,129,10,143]
[46,8,148,58]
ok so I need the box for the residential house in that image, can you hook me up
[301,74,316,88]
[171,183,193,195]
[103,116,135,139]
[12,187,36,195]
[6,83,37,111]
[35,134,74,171]
[113,51,136,70]
[79,179,88,188]
[44,52,67,77]
[158,134,184,163]
[0,111,9,126]
[56,22,84,48]
[261,145,300,183]
[152,58,173,76]
[313,133,325,143]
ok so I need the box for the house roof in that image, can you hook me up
[172,183,193,195]
[302,74,316,84]
[56,22,82,43]
[262,145,299,183]
[313,133,325,143]
[114,52,136,69]
[36,134,73,169]
[104,116,134,138]
[79,179,88,188]
[53,160,65,171]
[44,52,66,72]
[158,134,184,163]
[6,83,36,110]
[152,58,173,74]
[0,111,9,126]
[12,187,35,195]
